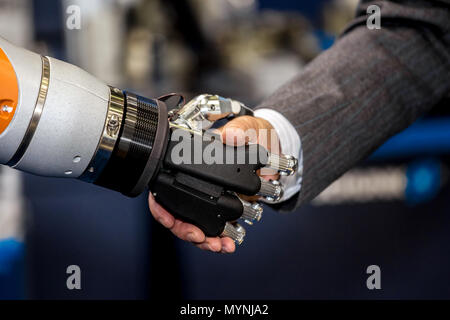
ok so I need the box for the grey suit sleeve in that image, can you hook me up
[256,0,450,211]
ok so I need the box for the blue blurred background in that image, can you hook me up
[0,0,449,299]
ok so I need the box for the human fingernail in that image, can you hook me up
[222,243,233,253]
[199,243,212,251]
[211,243,221,252]
[157,217,170,228]
[187,232,198,243]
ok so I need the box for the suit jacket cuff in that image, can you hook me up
[254,108,303,203]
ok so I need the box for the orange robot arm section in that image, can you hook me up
[0,48,19,135]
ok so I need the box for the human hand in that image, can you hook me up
[149,115,279,253]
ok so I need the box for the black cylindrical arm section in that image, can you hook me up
[94,91,169,197]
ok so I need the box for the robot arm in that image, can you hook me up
[0,37,111,178]
[0,37,297,244]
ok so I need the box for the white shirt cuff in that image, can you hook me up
[254,108,303,203]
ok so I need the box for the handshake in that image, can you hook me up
[148,94,298,253]
[0,36,297,255]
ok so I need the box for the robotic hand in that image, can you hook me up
[151,94,298,243]
[0,37,297,244]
